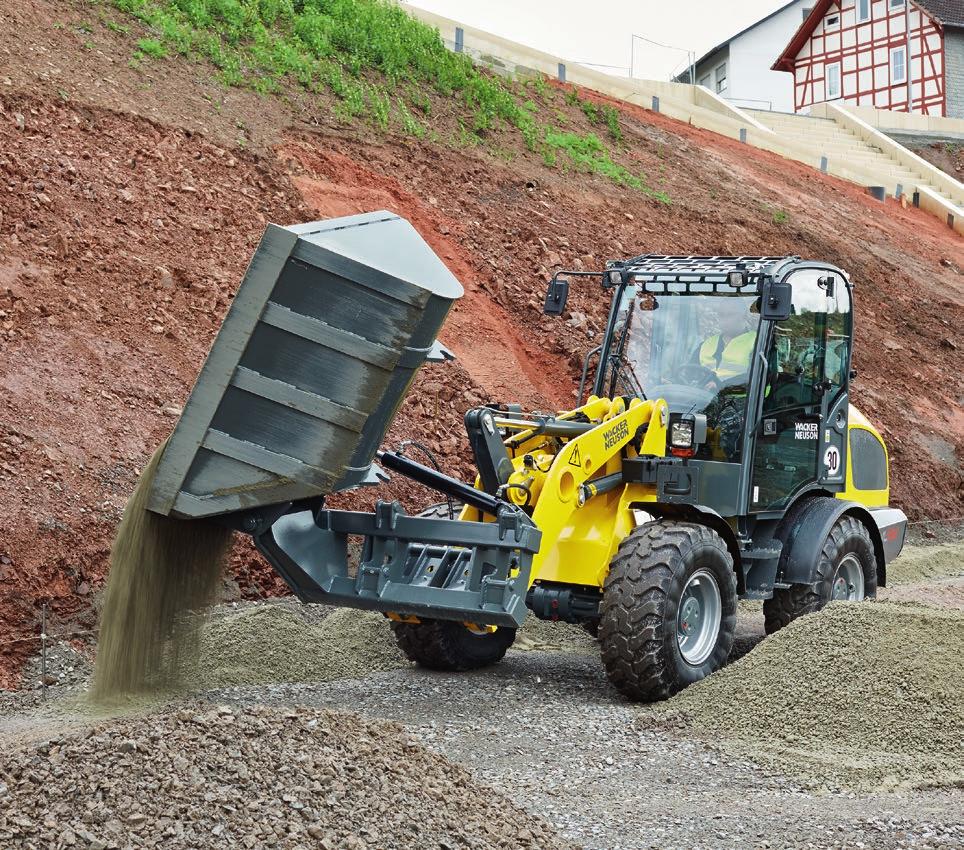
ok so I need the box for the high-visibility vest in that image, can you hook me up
[699,332,755,379]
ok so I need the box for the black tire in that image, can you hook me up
[389,500,513,672]
[391,620,516,671]
[599,520,737,702]
[416,501,461,521]
[763,514,877,635]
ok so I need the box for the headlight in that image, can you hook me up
[671,420,694,448]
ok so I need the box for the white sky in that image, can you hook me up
[407,0,792,80]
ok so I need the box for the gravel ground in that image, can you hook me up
[207,651,964,850]
[2,544,962,850]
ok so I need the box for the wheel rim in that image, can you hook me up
[831,553,865,601]
[676,569,722,666]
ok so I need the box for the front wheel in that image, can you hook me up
[599,521,737,702]
[763,514,877,635]
[391,619,516,671]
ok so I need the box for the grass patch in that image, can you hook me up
[544,129,669,202]
[136,37,166,58]
[108,0,653,193]
[563,85,625,144]
[110,0,526,130]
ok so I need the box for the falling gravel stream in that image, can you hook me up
[90,442,233,700]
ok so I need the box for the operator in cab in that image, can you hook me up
[698,307,756,383]
[692,299,759,463]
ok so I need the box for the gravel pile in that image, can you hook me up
[888,543,964,584]
[515,618,597,654]
[654,601,964,790]
[0,703,571,850]
[191,605,407,689]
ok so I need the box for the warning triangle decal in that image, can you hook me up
[569,445,581,467]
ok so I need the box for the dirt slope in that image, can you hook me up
[0,0,962,686]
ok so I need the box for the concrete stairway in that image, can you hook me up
[747,109,964,212]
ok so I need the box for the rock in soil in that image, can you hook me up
[652,600,964,790]
[0,703,571,850]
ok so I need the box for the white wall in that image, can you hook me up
[727,1,809,112]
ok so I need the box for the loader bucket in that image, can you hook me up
[147,211,463,519]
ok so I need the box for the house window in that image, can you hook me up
[891,47,907,83]
[889,0,905,7]
[825,13,840,28]
[826,62,841,99]
[857,0,871,22]
[715,62,727,94]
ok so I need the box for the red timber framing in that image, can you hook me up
[774,0,946,116]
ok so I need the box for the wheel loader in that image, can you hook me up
[147,211,906,702]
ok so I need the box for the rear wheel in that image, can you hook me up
[391,619,516,671]
[599,521,737,702]
[763,514,877,635]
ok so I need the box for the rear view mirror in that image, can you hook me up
[543,277,570,316]
[761,278,792,321]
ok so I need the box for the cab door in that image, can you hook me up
[750,269,852,512]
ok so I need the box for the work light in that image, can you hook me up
[671,420,695,448]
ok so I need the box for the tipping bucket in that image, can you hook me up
[147,211,463,519]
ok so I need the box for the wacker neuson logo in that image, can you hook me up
[603,419,630,450]
[794,422,819,440]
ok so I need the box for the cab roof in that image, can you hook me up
[612,255,846,286]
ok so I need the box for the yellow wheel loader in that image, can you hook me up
[148,213,906,702]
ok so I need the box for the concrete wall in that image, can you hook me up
[728,1,806,112]
[946,30,964,120]
[843,103,964,132]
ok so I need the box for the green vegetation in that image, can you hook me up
[772,209,789,225]
[107,0,666,197]
[136,37,167,58]
[110,0,529,127]
[544,130,669,203]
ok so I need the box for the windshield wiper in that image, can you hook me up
[613,361,647,400]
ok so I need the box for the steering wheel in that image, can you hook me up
[675,363,721,390]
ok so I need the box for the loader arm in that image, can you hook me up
[457,396,669,589]
[527,396,667,587]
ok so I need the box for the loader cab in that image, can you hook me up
[591,256,854,517]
